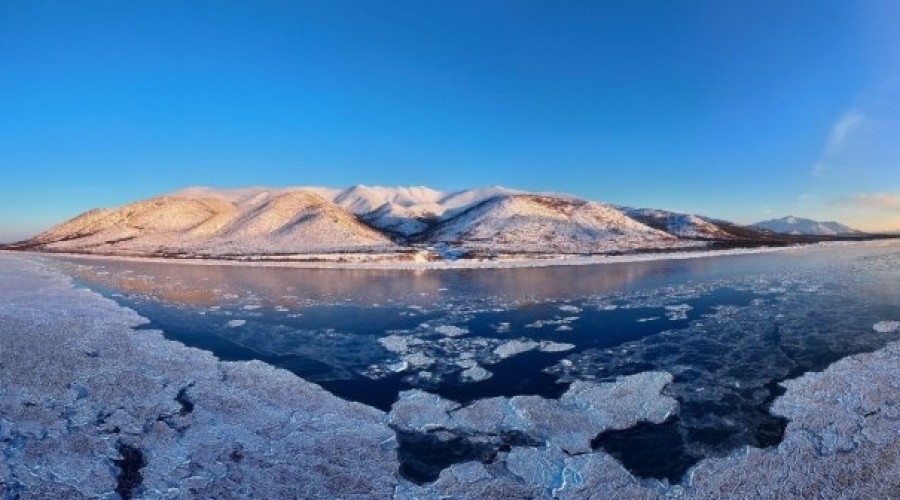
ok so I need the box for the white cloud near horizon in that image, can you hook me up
[830,192,900,211]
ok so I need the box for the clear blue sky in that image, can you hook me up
[2,1,900,242]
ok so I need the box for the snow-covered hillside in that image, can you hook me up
[26,189,397,256]
[751,216,859,236]
[425,194,678,254]
[330,185,519,236]
[621,207,739,239]
[17,186,861,261]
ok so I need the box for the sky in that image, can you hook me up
[2,1,900,242]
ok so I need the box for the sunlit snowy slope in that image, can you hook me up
[16,186,859,259]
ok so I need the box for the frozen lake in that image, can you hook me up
[54,241,900,483]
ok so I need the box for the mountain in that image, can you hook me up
[13,186,868,261]
[620,208,745,240]
[750,216,860,236]
[424,194,677,254]
[329,185,518,236]
[24,189,397,256]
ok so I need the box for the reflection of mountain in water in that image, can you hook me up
[61,255,721,307]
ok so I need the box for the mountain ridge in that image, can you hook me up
[750,216,859,236]
[9,186,868,261]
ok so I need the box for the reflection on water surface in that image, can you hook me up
[55,242,900,482]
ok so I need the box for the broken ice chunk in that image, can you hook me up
[403,352,434,368]
[435,325,469,337]
[873,321,900,333]
[379,335,410,354]
[493,340,540,359]
[538,341,575,353]
[665,304,693,321]
[460,364,493,382]
[226,319,246,328]
[387,360,410,373]
[494,322,512,334]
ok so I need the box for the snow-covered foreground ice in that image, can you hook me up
[0,254,397,498]
[3,242,900,498]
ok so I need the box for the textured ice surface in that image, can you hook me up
[389,372,678,482]
[0,254,396,498]
[396,340,900,498]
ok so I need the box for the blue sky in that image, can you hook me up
[2,1,899,242]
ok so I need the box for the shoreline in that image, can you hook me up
[0,242,866,270]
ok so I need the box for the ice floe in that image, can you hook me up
[434,325,469,337]
[873,320,900,333]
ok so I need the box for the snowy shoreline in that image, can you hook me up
[0,242,854,270]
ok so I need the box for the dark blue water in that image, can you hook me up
[56,241,900,483]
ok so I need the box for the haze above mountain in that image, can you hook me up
[10,186,865,261]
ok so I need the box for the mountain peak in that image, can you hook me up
[751,216,859,236]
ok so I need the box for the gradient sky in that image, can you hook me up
[2,1,900,242]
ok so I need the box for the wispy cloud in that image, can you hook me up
[830,192,900,211]
[809,79,900,177]
[824,109,866,155]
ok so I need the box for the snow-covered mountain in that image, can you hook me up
[750,216,859,236]
[16,186,863,260]
[426,195,677,254]
[330,185,518,236]
[26,189,397,256]
[621,208,741,239]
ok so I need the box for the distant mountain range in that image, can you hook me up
[750,216,859,236]
[8,186,866,261]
